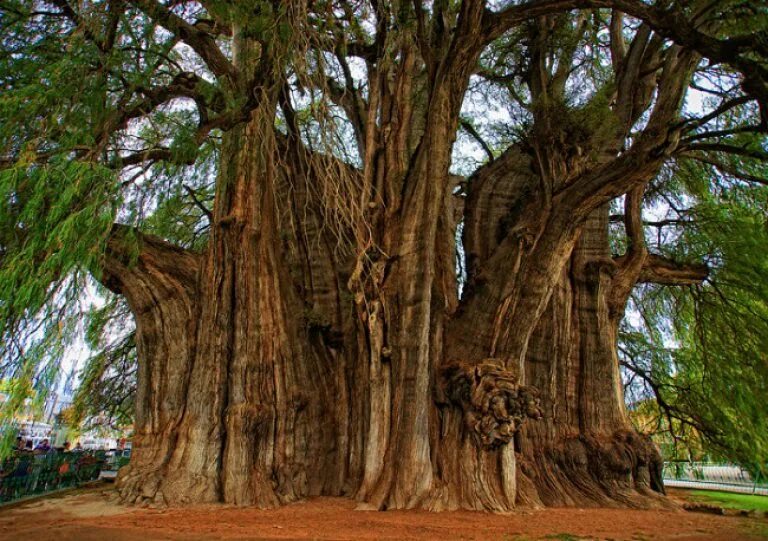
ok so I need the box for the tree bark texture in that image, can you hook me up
[98,9,707,511]
[103,142,670,510]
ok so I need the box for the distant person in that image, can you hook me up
[62,441,71,452]
[71,442,84,453]
[15,436,26,452]
[34,438,51,453]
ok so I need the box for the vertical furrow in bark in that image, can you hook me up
[160,126,238,504]
[514,264,577,508]
[370,156,439,507]
[212,105,341,505]
[219,106,280,506]
[365,80,463,507]
[357,299,390,499]
[572,207,628,433]
[281,144,363,496]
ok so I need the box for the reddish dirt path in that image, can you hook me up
[0,487,765,540]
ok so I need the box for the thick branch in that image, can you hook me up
[609,184,648,319]
[483,1,594,43]
[101,224,200,302]
[618,186,647,262]
[613,252,708,287]
[129,0,236,81]
[609,215,693,228]
[636,254,709,286]
[607,184,707,318]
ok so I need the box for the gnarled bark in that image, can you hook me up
[101,227,201,505]
[97,3,713,513]
[513,208,667,508]
[105,128,695,511]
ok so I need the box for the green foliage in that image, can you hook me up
[0,1,214,433]
[623,162,768,472]
[0,159,118,452]
[0,2,165,441]
[69,298,136,431]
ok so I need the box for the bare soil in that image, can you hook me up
[0,486,765,540]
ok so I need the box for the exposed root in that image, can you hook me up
[115,464,167,507]
[517,428,672,509]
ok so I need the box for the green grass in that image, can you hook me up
[684,490,768,512]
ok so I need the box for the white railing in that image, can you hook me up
[663,462,768,495]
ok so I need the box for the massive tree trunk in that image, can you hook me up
[446,147,668,509]
[103,144,673,510]
[107,107,360,506]
[104,28,363,506]
[97,6,706,512]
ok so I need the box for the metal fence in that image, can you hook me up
[0,451,105,504]
[663,461,768,496]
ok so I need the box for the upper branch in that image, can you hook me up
[606,0,768,116]
[129,0,236,81]
[100,73,214,137]
[482,1,768,116]
[482,0,592,44]
[679,153,768,187]
[1,73,227,171]
[48,0,124,53]
[609,184,648,318]
[113,105,248,168]
[613,252,708,287]
[608,184,707,316]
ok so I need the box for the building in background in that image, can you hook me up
[1,366,124,451]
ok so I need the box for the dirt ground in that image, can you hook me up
[0,486,765,540]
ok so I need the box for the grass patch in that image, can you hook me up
[683,490,768,512]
